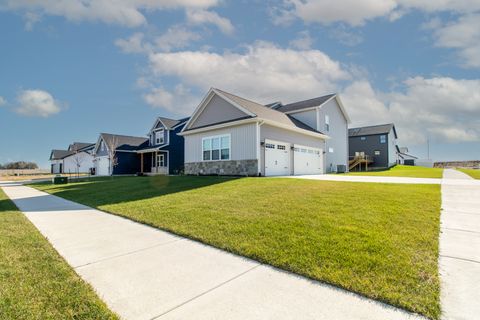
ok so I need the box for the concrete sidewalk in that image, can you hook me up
[440,169,480,320]
[0,182,423,320]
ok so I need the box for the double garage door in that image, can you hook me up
[264,139,323,176]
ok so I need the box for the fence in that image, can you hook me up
[0,169,50,176]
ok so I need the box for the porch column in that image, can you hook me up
[155,151,158,173]
[140,153,144,173]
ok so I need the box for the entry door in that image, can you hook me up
[265,139,290,176]
[293,144,323,175]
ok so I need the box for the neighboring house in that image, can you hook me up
[49,142,95,174]
[348,123,398,169]
[93,133,148,176]
[397,146,418,165]
[179,88,349,176]
[137,117,189,175]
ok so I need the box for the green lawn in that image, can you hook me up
[0,188,118,320]
[343,165,443,178]
[34,176,441,319]
[458,168,480,179]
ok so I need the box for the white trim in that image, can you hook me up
[179,117,330,140]
[201,134,231,162]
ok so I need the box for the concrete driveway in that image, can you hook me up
[0,182,423,320]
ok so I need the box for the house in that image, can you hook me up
[348,123,398,170]
[137,117,189,175]
[49,142,95,174]
[93,133,148,176]
[179,88,350,176]
[397,146,418,165]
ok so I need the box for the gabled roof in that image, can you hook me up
[50,149,74,160]
[150,116,190,133]
[99,133,149,151]
[275,94,336,113]
[183,88,324,137]
[349,123,397,138]
[68,142,95,152]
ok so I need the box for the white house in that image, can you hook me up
[49,142,95,174]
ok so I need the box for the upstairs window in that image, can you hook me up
[202,135,230,161]
[380,135,387,144]
[325,115,330,132]
[155,130,164,144]
[360,136,366,141]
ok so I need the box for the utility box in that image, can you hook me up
[337,164,347,173]
[53,176,68,184]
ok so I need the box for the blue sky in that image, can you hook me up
[0,0,479,168]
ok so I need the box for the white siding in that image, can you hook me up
[259,124,325,175]
[388,132,397,167]
[190,95,248,129]
[184,123,257,163]
[63,152,94,173]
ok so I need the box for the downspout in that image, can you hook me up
[257,120,264,176]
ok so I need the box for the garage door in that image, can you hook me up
[265,139,290,176]
[293,144,323,175]
[96,157,110,176]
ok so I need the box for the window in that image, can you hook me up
[277,145,286,150]
[266,143,275,149]
[329,147,334,153]
[157,154,165,167]
[100,141,105,152]
[374,150,381,155]
[202,135,230,161]
[360,136,366,141]
[325,115,330,132]
[380,135,387,144]
[155,130,164,144]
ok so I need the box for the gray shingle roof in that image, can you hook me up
[214,89,323,134]
[349,123,396,137]
[69,142,95,152]
[275,94,336,113]
[50,149,74,160]
[100,133,149,151]
[155,116,190,130]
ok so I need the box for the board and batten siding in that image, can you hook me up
[184,123,257,163]
[259,124,325,176]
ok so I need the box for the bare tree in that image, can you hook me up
[104,136,119,176]
[72,151,85,179]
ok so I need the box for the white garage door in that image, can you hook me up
[96,157,110,176]
[265,139,290,176]
[293,144,323,175]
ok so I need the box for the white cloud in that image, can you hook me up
[143,84,197,115]
[0,96,6,106]
[342,77,480,144]
[115,33,151,54]
[330,26,364,46]
[147,41,350,107]
[186,9,234,35]
[155,25,201,52]
[289,30,314,50]
[15,89,62,117]
[280,0,480,26]
[1,0,219,28]
[430,14,480,68]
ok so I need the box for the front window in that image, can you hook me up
[380,135,387,144]
[202,135,230,161]
[325,115,330,132]
[155,130,164,144]
[157,154,165,167]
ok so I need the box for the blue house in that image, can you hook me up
[137,117,189,175]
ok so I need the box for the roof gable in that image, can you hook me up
[349,123,396,137]
[94,133,149,154]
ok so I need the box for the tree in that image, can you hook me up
[103,136,119,176]
[72,151,85,179]
[2,161,38,169]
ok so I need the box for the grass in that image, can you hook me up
[34,176,441,319]
[0,188,118,319]
[342,165,444,178]
[458,168,480,179]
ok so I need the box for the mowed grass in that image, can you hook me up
[34,176,441,319]
[458,168,480,179]
[0,188,118,320]
[344,165,443,178]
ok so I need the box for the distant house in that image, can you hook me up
[397,146,418,165]
[93,134,148,176]
[348,123,398,170]
[49,142,95,174]
[179,88,350,176]
[137,117,189,175]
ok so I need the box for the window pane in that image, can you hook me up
[203,139,211,151]
[212,149,220,160]
[380,135,386,143]
[212,137,220,149]
[221,136,230,149]
[221,148,229,160]
[203,150,211,161]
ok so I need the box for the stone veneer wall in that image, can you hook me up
[185,159,258,176]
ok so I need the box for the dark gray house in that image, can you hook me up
[348,123,398,170]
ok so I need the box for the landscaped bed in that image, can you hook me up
[34,176,441,319]
[458,168,480,179]
[0,188,118,319]
[343,164,443,178]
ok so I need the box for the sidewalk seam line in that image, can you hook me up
[440,255,480,265]
[150,264,263,320]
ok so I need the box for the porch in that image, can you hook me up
[138,150,168,175]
